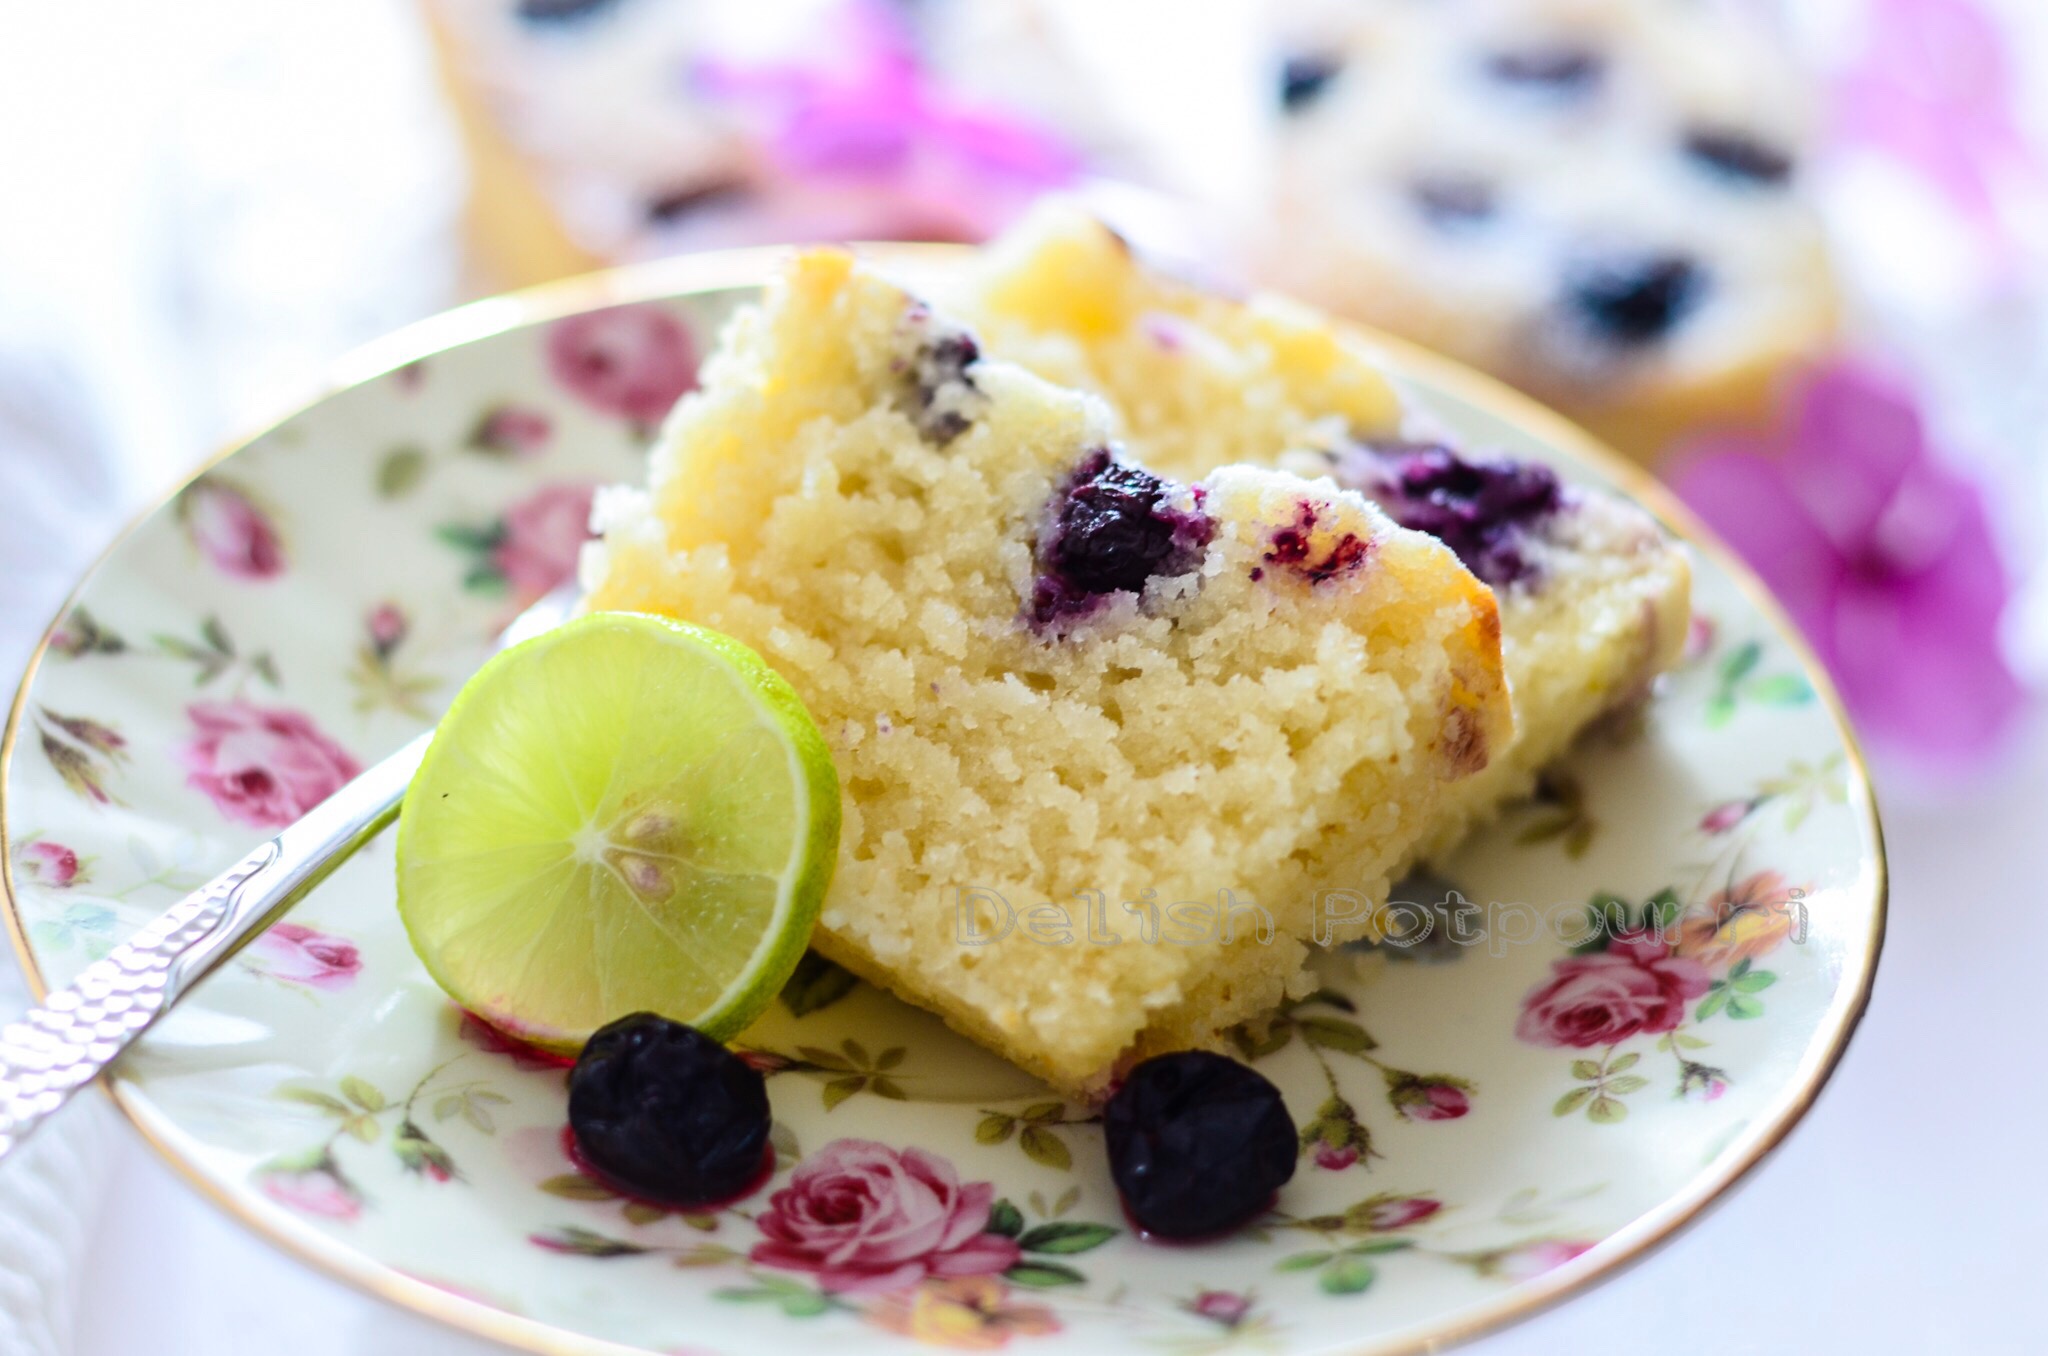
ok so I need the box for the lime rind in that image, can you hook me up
[395,611,840,1050]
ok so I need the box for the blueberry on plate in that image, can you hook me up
[1104,1050,1296,1239]
[568,1012,771,1207]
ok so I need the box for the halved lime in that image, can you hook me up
[396,612,839,1050]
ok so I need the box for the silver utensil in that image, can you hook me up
[0,583,581,1163]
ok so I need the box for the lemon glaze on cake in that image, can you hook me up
[583,250,1512,1094]
[953,205,1691,864]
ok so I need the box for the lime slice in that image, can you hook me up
[396,612,840,1050]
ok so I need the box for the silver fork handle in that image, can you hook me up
[0,730,430,1161]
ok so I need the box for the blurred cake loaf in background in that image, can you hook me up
[1257,0,1837,460]
[424,0,1176,286]
[428,0,1839,463]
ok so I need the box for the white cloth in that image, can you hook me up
[0,2,461,1353]
[0,242,137,1356]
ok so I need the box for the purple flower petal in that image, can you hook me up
[1785,364,1926,549]
[1673,358,2028,763]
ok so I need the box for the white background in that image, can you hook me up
[2,2,2045,1353]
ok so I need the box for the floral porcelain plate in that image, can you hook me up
[1,248,1884,1356]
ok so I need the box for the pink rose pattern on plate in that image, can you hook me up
[493,483,600,600]
[436,481,599,607]
[751,1139,1021,1294]
[177,477,286,581]
[179,700,362,830]
[545,304,698,427]
[244,922,363,992]
[2,289,1871,1353]
[1518,788,1816,1122]
[1518,941,1713,1050]
[16,840,83,888]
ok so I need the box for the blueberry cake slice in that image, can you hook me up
[954,206,1690,863]
[583,250,1512,1094]
[1254,0,1834,459]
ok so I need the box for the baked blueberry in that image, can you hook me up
[1280,54,1343,112]
[567,1013,771,1206]
[901,315,985,445]
[1682,128,1794,186]
[1484,46,1605,98]
[1564,253,1707,347]
[644,178,751,225]
[1411,176,1498,229]
[1104,1051,1296,1239]
[516,0,626,24]
[1334,440,1561,588]
[1264,500,1372,584]
[1031,449,1213,627]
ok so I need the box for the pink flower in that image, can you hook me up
[1516,938,1712,1049]
[18,841,81,888]
[181,701,361,830]
[1313,1143,1358,1171]
[1672,362,2025,763]
[1363,1196,1442,1231]
[492,483,598,601]
[1699,799,1754,835]
[545,306,697,425]
[1679,1061,1730,1103]
[751,1139,1021,1293]
[1492,1240,1595,1282]
[1833,0,2040,260]
[180,479,285,580]
[366,602,407,657]
[469,403,553,457]
[1391,1078,1472,1122]
[694,0,1079,243]
[1186,1291,1253,1328]
[260,1159,360,1222]
[245,923,362,991]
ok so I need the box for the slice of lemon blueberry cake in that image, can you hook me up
[953,205,1690,863]
[583,250,1512,1094]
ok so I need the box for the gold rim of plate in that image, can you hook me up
[0,243,1887,1356]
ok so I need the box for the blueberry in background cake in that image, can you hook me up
[1252,0,1836,461]
[424,0,1135,284]
[953,204,1690,866]
[583,248,1514,1096]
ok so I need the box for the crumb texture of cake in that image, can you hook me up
[584,249,1512,1094]
[954,205,1691,865]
